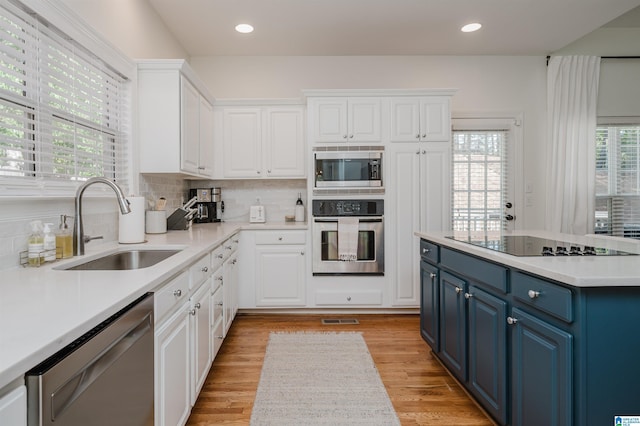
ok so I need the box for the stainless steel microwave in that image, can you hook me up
[314,151,383,188]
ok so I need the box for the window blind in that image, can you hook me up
[0,0,128,192]
[452,127,509,232]
[595,125,640,238]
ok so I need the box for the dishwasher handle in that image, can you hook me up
[51,310,153,421]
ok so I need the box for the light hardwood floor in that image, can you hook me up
[187,314,495,425]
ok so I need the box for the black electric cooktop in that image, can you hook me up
[445,235,638,257]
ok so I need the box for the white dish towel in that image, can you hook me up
[338,217,359,261]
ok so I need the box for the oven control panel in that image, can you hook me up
[312,199,384,216]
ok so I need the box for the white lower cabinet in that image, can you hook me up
[0,384,26,426]
[155,301,191,426]
[190,279,212,405]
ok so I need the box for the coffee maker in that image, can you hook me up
[189,188,222,223]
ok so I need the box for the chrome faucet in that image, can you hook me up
[73,177,131,256]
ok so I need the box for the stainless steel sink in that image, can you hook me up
[59,249,182,271]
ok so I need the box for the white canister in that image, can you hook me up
[145,210,167,234]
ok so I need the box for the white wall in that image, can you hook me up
[191,55,549,230]
[58,0,189,59]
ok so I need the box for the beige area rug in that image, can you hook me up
[250,332,401,426]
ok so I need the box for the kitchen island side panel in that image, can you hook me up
[578,286,640,426]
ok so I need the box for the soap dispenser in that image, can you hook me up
[43,223,56,262]
[56,215,73,259]
[27,220,44,266]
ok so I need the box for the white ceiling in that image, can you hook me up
[147,0,640,56]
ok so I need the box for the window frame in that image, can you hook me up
[0,0,135,197]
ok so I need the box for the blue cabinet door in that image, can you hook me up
[420,260,439,350]
[468,285,507,425]
[510,307,573,426]
[439,271,467,381]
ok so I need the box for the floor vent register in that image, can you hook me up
[321,319,360,325]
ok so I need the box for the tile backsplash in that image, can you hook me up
[0,176,307,270]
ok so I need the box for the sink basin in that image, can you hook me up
[59,249,182,271]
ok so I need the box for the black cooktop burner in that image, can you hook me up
[445,235,638,256]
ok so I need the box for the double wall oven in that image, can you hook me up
[312,199,384,275]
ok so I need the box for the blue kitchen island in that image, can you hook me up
[416,230,640,426]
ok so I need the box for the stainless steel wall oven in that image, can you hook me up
[312,199,384,275]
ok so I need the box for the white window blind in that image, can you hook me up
[452,127,510,232]
[595,124,640,238]
[0,0,128,192]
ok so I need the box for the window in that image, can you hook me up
[452,117,518,233]
[595,123,640,238]
[0,0,129,193]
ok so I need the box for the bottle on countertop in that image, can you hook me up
[43,223,56,262]
[27,220,44,266]
[295,192,305,222]
[56,215,73,259]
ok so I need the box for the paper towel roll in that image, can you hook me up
[119,196,145,243]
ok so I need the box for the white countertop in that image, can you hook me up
[415,230,640,288]
[0,221,307,390]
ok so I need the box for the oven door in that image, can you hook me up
[312,216,384,275]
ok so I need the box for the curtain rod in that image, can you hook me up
[546,55,640,65]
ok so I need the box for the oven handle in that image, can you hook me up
[313,217,383,223]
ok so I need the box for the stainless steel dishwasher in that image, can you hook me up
[26,293,154,426]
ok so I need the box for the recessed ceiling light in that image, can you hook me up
[235,24,254,34]
[461,23,482,33]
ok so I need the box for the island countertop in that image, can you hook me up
[415,230,640,288]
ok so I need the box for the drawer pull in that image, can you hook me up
[455,286,462,294]
[422,248,430,254]
[528,290,541,299]
[216,254,223,259]
[506,316,519,325]
[464,292,474,299]
[173,289,182,297]
[201,266,209,272]
[347,296,352,302]
[278,237,283,241]
[216,335,224,340]
[189,308,196,316]
[216,302,224,306]
[429,272,436,279]
[194,302,201,309]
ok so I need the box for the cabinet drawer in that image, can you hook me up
[211,245,225,271]
[420,239,439,264]
[155,271,189,324]
[189,253,212,289]
[441,248,508,293]
[255,231,306,245]
[221,234,240,259]
[212,285,223,324]
[512,271,573,323]
[315,290,382,306]
[212,319,224,357]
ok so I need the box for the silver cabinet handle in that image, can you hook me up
[349,134,354,139]
[416,150,420,155]
[216,335,224,340]
[225,245,232,250]
[528,290,540,299]
[215,276,223,281]
[422,248,430,254]
[301,251,305,255]
[343,135,348,139]
[173,289,182,297]
[422,134,426,138]
[216,254,224,259]
[429,272,436,279]
[189,309,196,316]
[278,237,283,241]
[507,317,518,325]
[455,286,462,294]
[232,239,239,243]
[346,296,352,301]
[257,170,261,174]
[201,266,208,272]
[194,302,201,309]
[216,302,224,306]
[464,292,474,299]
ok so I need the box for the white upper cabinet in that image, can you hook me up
[137,60,215,178]
[220,104,305,179]
[390,96,451,142]
[309,97,381,143]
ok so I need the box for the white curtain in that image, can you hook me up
[545,56,600,235]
